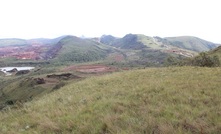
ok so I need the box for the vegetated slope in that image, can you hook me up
[208,46,221,58]
[101,34,160,50]
[100,34,219,52]
[163,36,219,52]
[177,45,221,67]
[51,36,116,64]
[0,67,220,133]
[112,34,147,49]
[0,66,82,110]
[0,77,47,109]
[100,34,196,66]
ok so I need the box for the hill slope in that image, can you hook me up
[100,34,219,53]
[51,36,116,64]
[0,67,220,133]
[164,36,219,52]
[101,34,160,50]
[100,34,197,65]
[0,35,219,67]
[208,46,221,58]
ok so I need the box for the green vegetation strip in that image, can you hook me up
[0,67,221,133]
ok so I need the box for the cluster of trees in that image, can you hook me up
[165,52,220,67]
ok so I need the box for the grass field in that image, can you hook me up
[0,66,220,133]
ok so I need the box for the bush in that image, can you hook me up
[192,52,220,67]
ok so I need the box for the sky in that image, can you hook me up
[0,0,220,43]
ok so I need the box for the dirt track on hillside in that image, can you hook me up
[63,65,117,73]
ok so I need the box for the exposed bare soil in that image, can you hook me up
[0,42,62,60]
[63,65,118,73]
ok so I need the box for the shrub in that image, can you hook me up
[192,52,220,67]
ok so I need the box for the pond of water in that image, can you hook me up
[0,67,35,76]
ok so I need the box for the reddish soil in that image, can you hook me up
[0,44,45,60]
[0,42,60,60]
[63,65,118,73]
[164,49,194,57]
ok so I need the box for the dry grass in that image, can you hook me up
[0,66,221,133]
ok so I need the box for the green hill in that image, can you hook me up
[100,34,195,66]
[164,36,219,52]
[100,34,219,52]
[100,34,161,50]
[0,35,218,67]
[0,67,220,133]
[51,36,116,64]
[113,34,147,49]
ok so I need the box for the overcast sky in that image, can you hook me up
[0,0,220,43]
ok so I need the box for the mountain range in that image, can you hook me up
[0,34,220,67]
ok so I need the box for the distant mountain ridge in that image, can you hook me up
[100,34,150,49]
[0,34,220,66]
[0,34,219,52]
[100,34,220,52]
[163,36,219,52]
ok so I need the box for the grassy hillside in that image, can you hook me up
[100,34,192,66]
[178,46,221,67]
[51,36,115,64]
[113,34,147,49]
[208,46,221,58]
[0,67,220,133]
[164,36,219,52]
[100,34,159,50]
[137,34,162,49]
[100,34,218,52]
